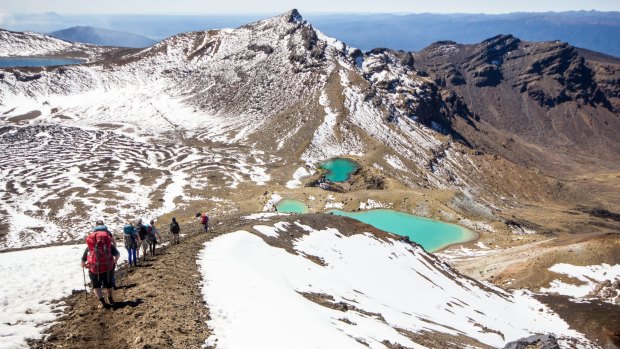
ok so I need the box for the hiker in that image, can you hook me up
[94,220,117,246]
[136,219,149,261]
[123,221,140,267]
[146,220,161,256]
[196,212,209,233]
[81,229,120,309]
[170,217,180,244]
[93,220,117,287]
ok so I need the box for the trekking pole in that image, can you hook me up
[119,264,127,301]
[82,266,88,298]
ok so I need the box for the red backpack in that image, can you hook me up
[86,231,114,274]
[201,215,209,225]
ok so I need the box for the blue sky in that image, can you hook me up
[0,0,619,14]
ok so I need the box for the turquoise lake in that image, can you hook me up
[328,209,477,252]
[276,199,309,214]
[320,158,359,182]
[0,57,84,68]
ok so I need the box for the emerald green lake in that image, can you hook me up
[276,199,309,214]
[328,209,477,252]
[320,158,359,182]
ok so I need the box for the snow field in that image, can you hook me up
[198,223,594,349]
[0,123,276,250]
[0,245,85,349]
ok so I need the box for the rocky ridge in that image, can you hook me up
[414,34,620,176]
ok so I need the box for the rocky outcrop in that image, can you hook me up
[358,48,455,134]
[503,335,560,349]
[515,42,609,109]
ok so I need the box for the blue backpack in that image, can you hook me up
[123,224,137,247]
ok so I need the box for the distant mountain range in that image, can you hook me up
[4,11,620,56]
[307,11,620,58]
[49,26,157,48]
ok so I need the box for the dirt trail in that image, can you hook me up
[30,223,225,349]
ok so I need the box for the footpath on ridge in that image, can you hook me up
[29,219,234,349]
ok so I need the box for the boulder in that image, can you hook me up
[503,334,559,349]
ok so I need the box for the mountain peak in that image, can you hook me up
[282,9,304,23]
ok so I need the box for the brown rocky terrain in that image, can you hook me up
[413,35,620,179]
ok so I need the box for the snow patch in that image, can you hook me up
[262,194,282,212]
[324,202,344,209]
[540,263,620,302]
[384,154,407,171]
[359,199,389,210]
[286,166,312,189]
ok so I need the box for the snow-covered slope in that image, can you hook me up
[0,28,114,60]
[0,10,578,249]
[0,245,86,348]
[198,219,595,348]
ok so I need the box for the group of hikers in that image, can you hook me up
[81,213,209,309]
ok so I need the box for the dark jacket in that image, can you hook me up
[138,224,148,240]
[170,221,180,234]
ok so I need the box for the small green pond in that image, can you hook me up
[328,209,477,252]
[276,199,309,213]
[319,158,359,182]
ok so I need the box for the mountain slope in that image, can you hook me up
[0,10,617,249]
[49,26,157,48]
[0,28,121,60]
[414,35,620,177]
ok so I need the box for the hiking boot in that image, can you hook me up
[98,298,108,309]
[108,297,115,306]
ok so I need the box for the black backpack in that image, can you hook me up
[147,225,157,241]
[170,222,180,234]
[138,225,148,240]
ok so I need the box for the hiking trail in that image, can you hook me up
[29,222,227,349]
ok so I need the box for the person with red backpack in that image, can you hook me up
[196,212,209,233]
[81,229,120,309]
[94,220,116,246]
